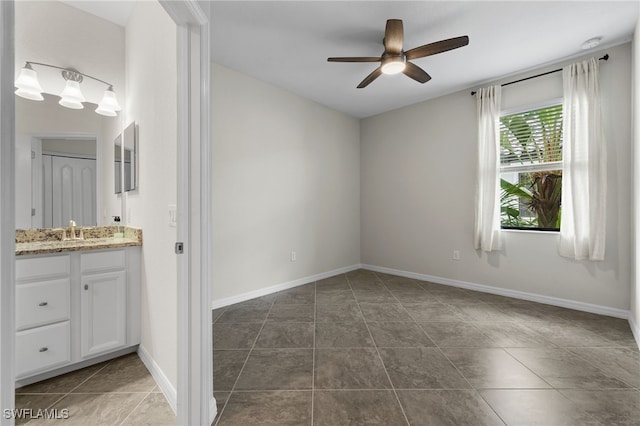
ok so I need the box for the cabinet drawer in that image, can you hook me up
[16,321,71,378]
[16,255,70,281]
[16,279,70,331]
[81,250,125,274]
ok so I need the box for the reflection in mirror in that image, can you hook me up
[41,137,96,227]
[115,121,136,194]
[15,93,121,229]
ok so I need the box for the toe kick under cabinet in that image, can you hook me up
[15,247,140,382]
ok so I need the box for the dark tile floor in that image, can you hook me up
[213,269,640,426]
[14,353,175,425]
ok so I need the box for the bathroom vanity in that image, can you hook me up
[14,226,142,386]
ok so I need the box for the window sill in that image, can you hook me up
[501,228,559,235]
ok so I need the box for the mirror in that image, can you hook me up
[15,0,126,231]
[115,121,137,194]
[40,136,97,228]
[15,94,122,229]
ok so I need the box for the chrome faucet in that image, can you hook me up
[62,220,84,241]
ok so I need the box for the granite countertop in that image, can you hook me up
[15,226,143,256]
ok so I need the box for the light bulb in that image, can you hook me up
[381,56,406,75]
[59,80,85,109]
[95,87,121,116]
[14,64,44,101]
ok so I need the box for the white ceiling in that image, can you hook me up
[62,1,639,119]
[59,0,135,27]
[211,1,638,118]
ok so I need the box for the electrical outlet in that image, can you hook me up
[453,250,461,261]
[291,251,297,262]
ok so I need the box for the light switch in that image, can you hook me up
[168,204,177,227]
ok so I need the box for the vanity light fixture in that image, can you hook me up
[14,61,122,116]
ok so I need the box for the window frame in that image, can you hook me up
[499,98,564,232]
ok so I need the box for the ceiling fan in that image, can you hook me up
[327,19,469,88]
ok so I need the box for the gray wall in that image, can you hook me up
[124,1,178,389]
[211,64,361,303]
[361,43,632,311]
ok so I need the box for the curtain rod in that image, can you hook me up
[470,54,609,96]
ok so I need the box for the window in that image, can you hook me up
[499,103,563,231]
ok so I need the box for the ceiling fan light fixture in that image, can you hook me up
[381,56,406,75]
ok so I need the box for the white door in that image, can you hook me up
[80,271,126,358]
[48,155,97,228]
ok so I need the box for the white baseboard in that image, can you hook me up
[211,264,361,310]
[630,314,640,350]
[361,264,631,320]
[137,345,177,415]
[210,396,218,425]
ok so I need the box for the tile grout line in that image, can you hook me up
[499,347,557,391]
[214,296,277,425]
[389,275,617,426]
[434,344,509,426]
[378,272,510,426]
[350,271,411,426]
[377,273,438,349]
[32,355,117,415]
[117,390,153,426]
[554,345,640,389]
[383,274,510,426]
[550,389,613,426]
[212,306,228,325]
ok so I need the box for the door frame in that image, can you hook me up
[158,1,213,424]
[0,2,15,424]
[0,1,212,425]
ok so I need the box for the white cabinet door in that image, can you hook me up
[80,271,126,358]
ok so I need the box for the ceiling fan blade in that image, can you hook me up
[384,19,403,54]
[403,62,431,83]
[357,67,383,89]
[405,35,469,60]
[327,57,381,62]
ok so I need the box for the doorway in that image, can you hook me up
[0,1,212,425]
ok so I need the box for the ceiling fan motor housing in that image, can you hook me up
[381,53,406,75]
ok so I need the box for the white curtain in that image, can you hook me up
[474,85,502,252]
[559,57,606,261]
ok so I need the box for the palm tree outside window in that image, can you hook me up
[499,103,563,231]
